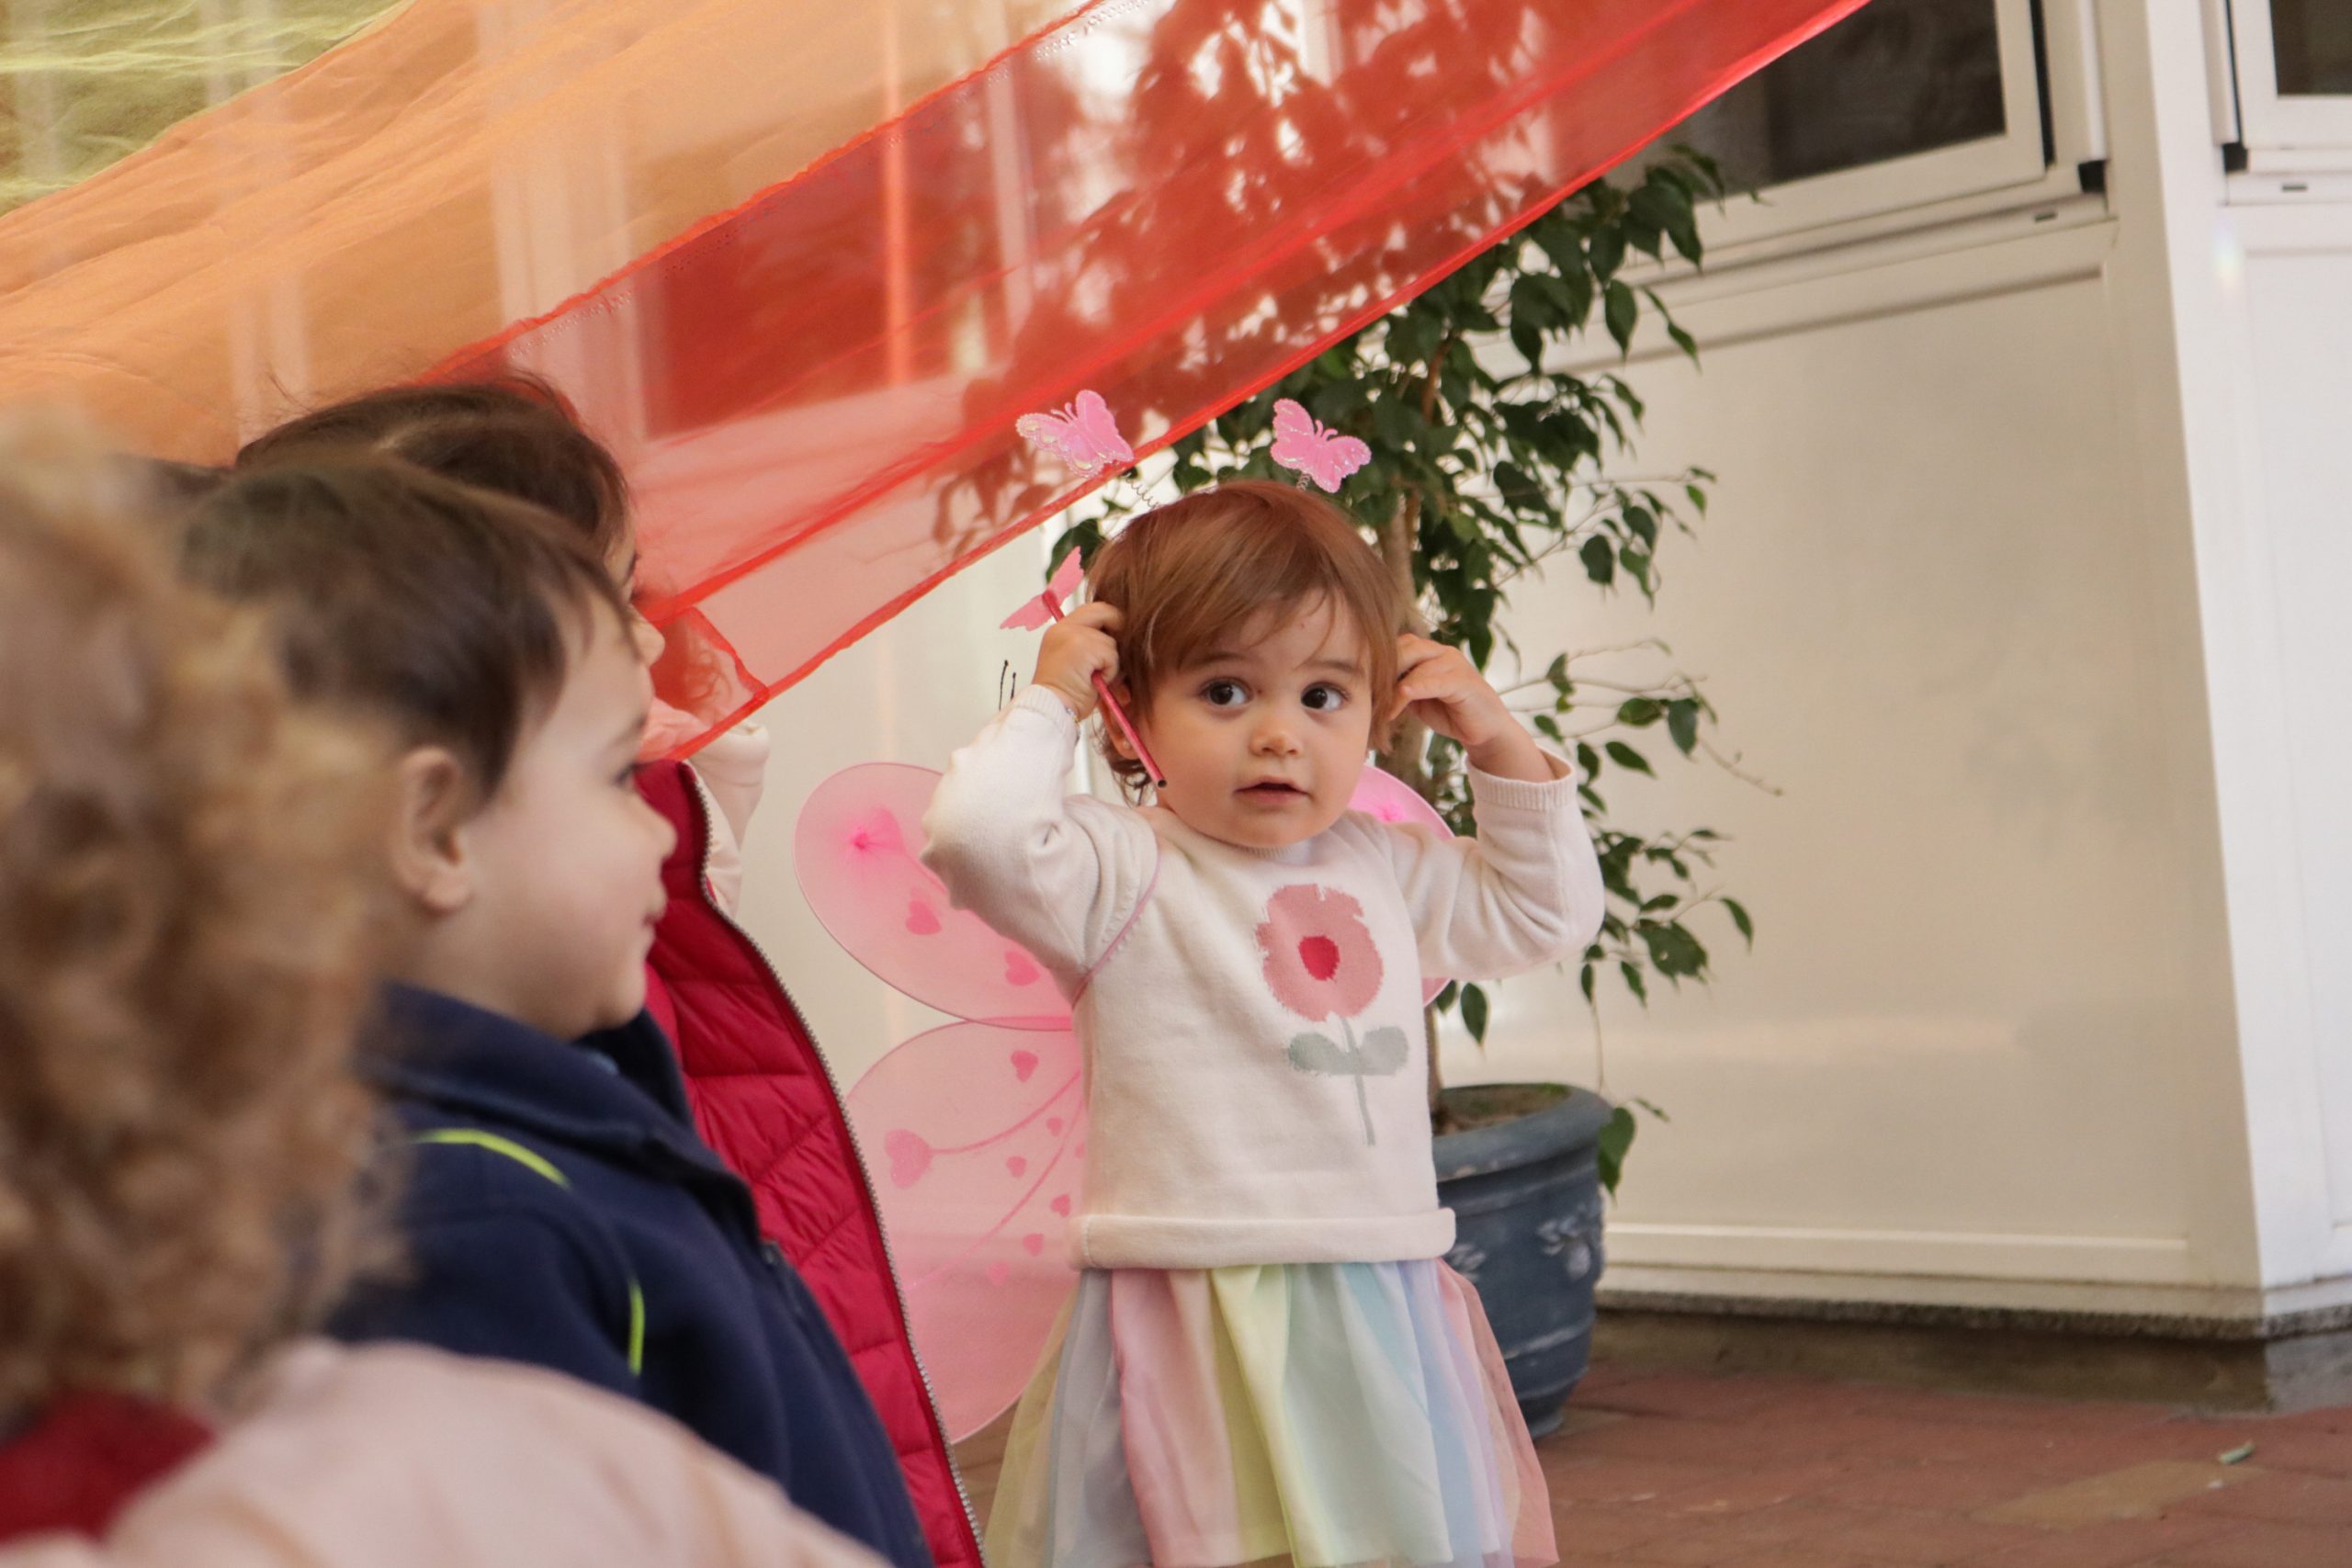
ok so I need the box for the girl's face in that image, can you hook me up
[1119,597,1376,850]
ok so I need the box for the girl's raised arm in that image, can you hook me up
[1370,751,1605,984]
[921,688,1155,986]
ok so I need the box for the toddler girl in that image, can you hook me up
[921,479,1604,1568]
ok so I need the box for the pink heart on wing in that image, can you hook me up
[904,899,941,936]
[1023,1234,1046,1256]
[1016,390,1134,478]
[1050,1194,1071,1216]
[1005,951,1042,987]
[1270,399,1372,493]
[1011,1050,1038,1082]
[884,1129,933,1189]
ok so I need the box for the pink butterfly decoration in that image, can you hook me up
[1015,390,1135,477]
[1000,548,1086,632]
[1270,398,1372,493]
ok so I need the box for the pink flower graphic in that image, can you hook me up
[1257,885,1384,1022]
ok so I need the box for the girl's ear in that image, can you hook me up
[387,745,476,917]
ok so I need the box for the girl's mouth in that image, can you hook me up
[1239,781,1306,797]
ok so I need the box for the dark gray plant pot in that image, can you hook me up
[1434,1086,1614,1440]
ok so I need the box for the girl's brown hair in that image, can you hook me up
[0,418,388,1410]
[1085,479,1406,792]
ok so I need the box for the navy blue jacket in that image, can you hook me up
[331,986,933,1568]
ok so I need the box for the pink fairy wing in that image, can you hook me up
[796,763,1068,1027]
[1347,765,1454,1004]
[850,1020,1085,1439]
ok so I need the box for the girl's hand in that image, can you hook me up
[1391,634,1551,783]
[1035,602,1123,719]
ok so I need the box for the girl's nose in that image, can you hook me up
[1251,719,1302,756]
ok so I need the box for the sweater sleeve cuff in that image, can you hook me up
[1464,746,1577,814]
[1010,683,1083,737]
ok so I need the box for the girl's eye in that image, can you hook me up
[1303,683,1348,713]
[616,764,640,789]
[1202,678,1249,708]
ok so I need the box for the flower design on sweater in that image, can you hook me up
[1258,884,1406,1146]
[1257,884,1384,1021]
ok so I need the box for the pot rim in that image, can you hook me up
[1432,1083,1615,1181]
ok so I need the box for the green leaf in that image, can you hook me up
[1546,653,1571,692]
[1667,699,1701,756]
[1360,1026,1411,1074]
[1432,979,1459,1012]
[1579,963,1597,1003]
[1723,897,1755,948]
[1619,959,1649,1005]
[1461,983,1489,1044]
[1579,535,1615,586]
[1616,698,1662,727]
[1534,714,1565,743]
[1604,740,1654,776]
[1604,281,1637,355]
[1639,920,1709,979]
[1589,225,1626,283]
[1596,1104,1637,1197]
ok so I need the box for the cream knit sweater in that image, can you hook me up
[921,687,1606,1270]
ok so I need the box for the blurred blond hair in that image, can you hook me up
[0,413,388,1411]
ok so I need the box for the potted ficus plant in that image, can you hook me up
[1046,149,1757,1436]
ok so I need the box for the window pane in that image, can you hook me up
[2271,0,2352,96]
[1660,0,2007,191]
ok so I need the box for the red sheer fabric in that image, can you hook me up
[0,0,1867,739]
[437,0,1870,740]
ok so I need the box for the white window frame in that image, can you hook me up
[2231,0,2352,158]
[1676,0,2051,253]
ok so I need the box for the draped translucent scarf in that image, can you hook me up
[0,0,1868,737]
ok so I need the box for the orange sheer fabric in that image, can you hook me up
[0,0,1072,455]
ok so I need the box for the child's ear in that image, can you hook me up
[387,745,475,916]
[1104,682,1139,761]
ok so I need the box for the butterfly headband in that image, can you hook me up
[1002,392,1372,788]
[1013,390,1370,495]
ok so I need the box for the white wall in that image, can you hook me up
[1460,206,2257,1303]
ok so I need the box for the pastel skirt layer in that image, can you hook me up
[986,1261,1556,1568]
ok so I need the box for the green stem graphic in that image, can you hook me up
[1341,1018,1374,1146]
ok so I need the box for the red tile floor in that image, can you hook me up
[956,1361,2352,1566]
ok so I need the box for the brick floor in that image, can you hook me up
[952,1359,2352,1564]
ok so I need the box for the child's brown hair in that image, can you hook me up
[1085,479,1406,792]
[236,376,632,566]
[0,417,387,1409]
[181,457,631,804]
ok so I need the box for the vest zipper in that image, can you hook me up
[686,770,986,1561]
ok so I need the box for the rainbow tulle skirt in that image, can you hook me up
[986,1261,1557,1568]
